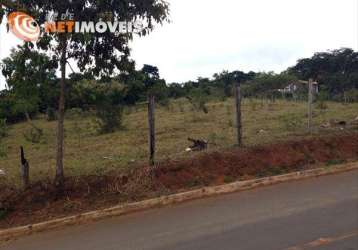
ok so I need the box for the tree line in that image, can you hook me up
[1,48,357,125]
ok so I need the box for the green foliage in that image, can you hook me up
[2,46,58,120]
[0,119,8,138]
[242,72,298,97]
[2,0,170,184]
[344,89,358,102]
[2,1,169,77]
[213,70,255,97]
[23,127,44,144]
[0,209,9,221]
[316,91,329,110]
[325,159,345,166]
[289,48,358,99]
[95,104,124,134]
[0,144,7,159]
[46,107,57,121]
[316,100,328,110]
[147,81,170,107]
[0,119,7,158]
[168,83,186,99]
[66,108,84,119]
[223,176,236,183]
[77,80,127,134]
[187,89,209,113]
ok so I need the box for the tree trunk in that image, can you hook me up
[55,37,67,187]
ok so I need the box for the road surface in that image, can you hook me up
[2,170,358,250]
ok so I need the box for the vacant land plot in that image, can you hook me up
[0,98,357,185]
[0,134,357,229]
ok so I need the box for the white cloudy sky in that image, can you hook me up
[0,0,357,89]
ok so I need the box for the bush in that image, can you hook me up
[23,127,44,143]
[66,108,83,119]
[0,138,7,159]
[0,119,8,138]
[95,104,124,134]
[316,100,328,110]
[46,107,57,121]
[186,89,209,114]
[344,89,358,103]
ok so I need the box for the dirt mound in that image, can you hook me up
[154,134,358,189]
[1,134,357,229]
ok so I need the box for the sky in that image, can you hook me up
[0,0,357,89]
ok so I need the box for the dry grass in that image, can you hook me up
[0,98,357,185]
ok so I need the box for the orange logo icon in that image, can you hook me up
[8,12,40,42]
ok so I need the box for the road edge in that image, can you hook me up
[1,162,357,242]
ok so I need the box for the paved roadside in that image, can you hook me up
[2,170,358,250]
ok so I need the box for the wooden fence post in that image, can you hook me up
[235,82,243,147]
[20,146,29,190]
[148,94,156,166]
[308,78,313,133]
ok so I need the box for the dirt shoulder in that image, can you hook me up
[1,133,358,229]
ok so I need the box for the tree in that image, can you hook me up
[117,70,147,104]
[1,0,169,187]
[288,48,358,98]
[168,83,186,98]
[2,45,57,119]
[2,45,57,143]
[141,64,169,105]
[213,70,254,97]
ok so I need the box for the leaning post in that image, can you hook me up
[235,82,243,147]
[148,94,156,166]
[20,146,30,190]
[308,78,314,133]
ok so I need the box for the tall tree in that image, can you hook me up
[289,48,358,96]
[1,0,169,187]
[1,45,57,119]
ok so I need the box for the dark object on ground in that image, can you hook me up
[186,138,208,152]
[321,120,348,128]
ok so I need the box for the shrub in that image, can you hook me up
[326,159,345,166]
[0,119,8,138]
[23,127,43,143]
[186,89,209,114]
[46,107,57,121]
[95,104,124,134]
[0,139,7,159]
[316,100,328,110]
[66,108,83,119]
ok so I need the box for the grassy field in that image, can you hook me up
[0,98,357,185]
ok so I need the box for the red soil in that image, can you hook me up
[0,134,357,229]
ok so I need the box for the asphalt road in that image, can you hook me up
[2,170,358,250]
